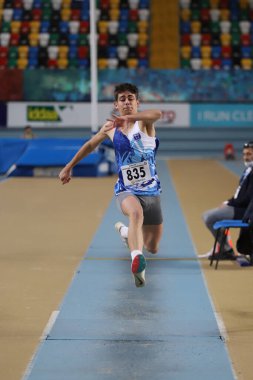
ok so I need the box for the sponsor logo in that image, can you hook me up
[133,133,141,140]
[161,110,176,123]
[27,106,62,122]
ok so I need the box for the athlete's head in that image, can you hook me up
[114,83,139,115]
[114,83,139,101]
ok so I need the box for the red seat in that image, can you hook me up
[241,34,251,46]
[100,0,110,10]
[10,33,20,46]
[0,46,8,58]
[0,57,8,68]
[212,58,222,69]
[129,9,138,21]
[47,58,58,68]
[78,46,89,59]
[20,21,30,34]
[98,33,109,47]
[137,45,148,58]
[200,9,210,21]
[32,9,42,20]
[79,21,89,33]
[202,33,211,45]
[71,9,81,21]
[221,45,232,57]
[181,33,191,45]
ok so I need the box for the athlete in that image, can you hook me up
[59,83,163,287]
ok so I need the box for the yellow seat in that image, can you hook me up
[241,58,252,70]
[201,46,211,58]
[29,33,39,46]
[210,0,219,7]
[62,0,71,8]
[202,58,212,69]
[239,0,249,9]
[220,33,231,46]
[17,58,28,69]
[98,58,108,69]
[138,33,148,46]
[138,20,148,33]
[58,46,69,58]
[30,21,40,33]
[98,21,108,34]
[61,8,71,21]
[191,21,201,33]
[109,0,120,8]
[127,58,138,69]
[220,9,230,20]
[181,8,191,21]
[18,46,29,58]
[181,46,191,59]
[109,9,119,20]
[11,21,21,33]
[58,58,68,69]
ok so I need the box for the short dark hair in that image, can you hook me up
[114,83,139,101]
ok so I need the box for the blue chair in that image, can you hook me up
[40,21,50,33]
[191,46,201,58]
[59,21,68,33]
[210,220,249,269]
[13,9,23,21]
[28,46,39,59]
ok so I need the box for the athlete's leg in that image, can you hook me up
[143,223,163,254]
[120,195,144,251]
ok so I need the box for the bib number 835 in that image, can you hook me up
[126,166,146,181]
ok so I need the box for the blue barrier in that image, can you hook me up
[0,138,113,177]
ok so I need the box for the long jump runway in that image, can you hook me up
[22,161,235,380]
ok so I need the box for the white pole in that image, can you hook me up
[89,0,98,133]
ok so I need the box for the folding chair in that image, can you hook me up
[210,220,249,269]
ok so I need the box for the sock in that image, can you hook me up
[131,250,143,261]
[120,226,128,238]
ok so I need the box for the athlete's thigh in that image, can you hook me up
[120,194,143,217]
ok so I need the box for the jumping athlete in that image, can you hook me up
[59,83,163,287]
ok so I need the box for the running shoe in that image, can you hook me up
[131,254,146,288]
[115,221,129,248]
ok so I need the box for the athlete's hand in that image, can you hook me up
[59,166,72,185]
[108,114,129,133]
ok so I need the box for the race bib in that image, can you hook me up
[121,161,152,186]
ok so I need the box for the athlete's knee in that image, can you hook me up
[145,242,159,254]
[129,208,143,224]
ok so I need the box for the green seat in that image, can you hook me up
[231,21,239,33]
[69,58,78,68]
[210,21,220,34]
[8,57,17,68]
[42,8,52,21]
[128,21,138,33]
[240,9,249,21]
[2,21,10,33]
[78,34,88,45]
[231,32,240,46]
[181,58,191,68]
[191,9,200,21]
[50,33,59,45]
[118,33,128,45]
[8,46,18,59]
[200,0,209,8]
[42,0,51,8]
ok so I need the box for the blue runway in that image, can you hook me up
[23,161,236,380]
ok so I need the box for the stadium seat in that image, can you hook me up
[17,57,28,68]
[48,45,59,59]
[127,33,138,47]
[202,57,212,69]
[39,33,50,47]
[127,58,138,68]
[190,58,202,69]
[18,45,29,58]
[107,57,118,68]
[191,45,201,58]
[57,57,68,68]
[98,58,108,69]
[181,45,191,59]
[241,57,252,69]
[117,45,129,59]
[191,20,201,33]
[201,45,211,58]
[191,33,201,46]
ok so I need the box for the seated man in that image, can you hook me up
[201,141,253,260]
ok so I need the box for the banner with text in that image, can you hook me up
[7,102,190,128]
[191,103,253,127]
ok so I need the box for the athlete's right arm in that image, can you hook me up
[59,121,114,185]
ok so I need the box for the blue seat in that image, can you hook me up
[138,58,148,68]
[180,21,191,34]
[28,46,39,58]
[69,34,79,46]
[59,21,68,33]
[118,20,128,33]
[241,46,251,58]
[107,46,117,58]
[120,9,129,21]
[28,57,39,68]
[139,0,150,8]
[78,58,89,68]
[13,9,23,21]
[68,46,77,59]
[40,21,50,33]
[191,46,201,58]
[211,45,221,58]
[210,220,249,269]
[221,58,232,69]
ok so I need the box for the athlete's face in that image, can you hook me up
[114,91,139,116]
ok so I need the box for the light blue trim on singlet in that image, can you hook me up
[113,122,161,196]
